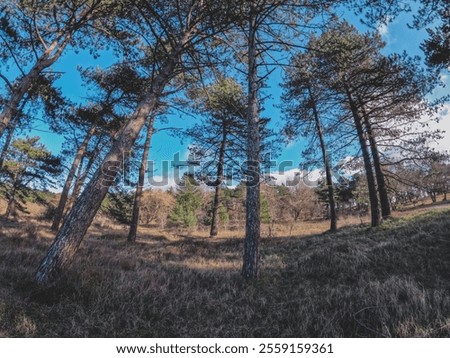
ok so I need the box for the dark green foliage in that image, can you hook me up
[218,206,229,225]
[170,182,203,228]
[334,174,370,214]
[204,198,230,225]
[423,21,450,69]
[260,193,271,224]
[355,0,450,70]
[1,136,61,217]
[101,192,134,225]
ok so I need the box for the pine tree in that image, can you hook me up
[35,0,241,284]
[282,52,338,231]
[0,0,120,138]
[1,136,61,218]
[170,178,203,229]
[184,77,247,237]
[303,20,434,226]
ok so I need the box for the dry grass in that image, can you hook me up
[1,201,450,337]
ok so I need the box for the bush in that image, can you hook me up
[170,184,202,228]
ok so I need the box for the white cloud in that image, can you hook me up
[375,102,450,158]
[377,23,389,37]
[266,168,330,188]
[433,104,450,152]
[418,104,450,153]
[144,175,177,191]
[265,156,365,188]
[265,168,302,186]
[376,17,396,46]
[285,140,296,149]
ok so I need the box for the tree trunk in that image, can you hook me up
[5,173,20,219]
[5,185,17,219]
[127,116,155,242]
[5,197,16,219]
[51,125,96,231]
[34,50,181,285]
[359,101,391,219]
[0,5,94,139]
[430,191,437,203]
[0,45,65,138]
[0,122,16,170]
[308,87,337,232]
[210,130,227,237]
[345,87,380,227]
[242,10,261,279]
[71,157,86,202]
[69,136,104,205]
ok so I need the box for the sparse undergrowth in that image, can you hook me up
[1,210,450,337]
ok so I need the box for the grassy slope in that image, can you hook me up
[1,209,450,337]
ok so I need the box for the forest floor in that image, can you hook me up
[1,199,450,337]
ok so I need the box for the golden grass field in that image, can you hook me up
[1,197,450,337]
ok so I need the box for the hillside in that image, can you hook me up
[1,204,450,337]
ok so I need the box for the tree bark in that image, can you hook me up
[430,191,437,203]
[308,87,337,232]
[0,4,96,139]
[345,87,380,227]
[0,122,16,170]
[51,125,96,231]
[0,39,71,138]
[359,102,391,219]
[35,49,181,285]
[5,182,17,219]
[5,169,23,219]
[127,116,155,242]
[70,136,104,203]
[210,130,227,237]
[5,197,16,218]
[242,8,261,279]
[71,157,86,202]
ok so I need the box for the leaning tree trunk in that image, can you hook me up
[308,86,337,232]
[242,11,261,279]
[0,4,97,139]
[359,104,391,219]
[0,95,32,168]
[5,182,18,219]
[5,196,16,219]
[0,62,46,138]
[128,116,155,242]
[5,171,22,219]
[345,87,380,227]
[51,125,96,231]
[430,191,437,203]
[210,130,227,237]
[0,121,16,170]
[71,157,86,203]
[69,136,104,208]
[34,50,181,285]
[0,34,73,138]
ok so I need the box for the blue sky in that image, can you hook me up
[11,8,450,189]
